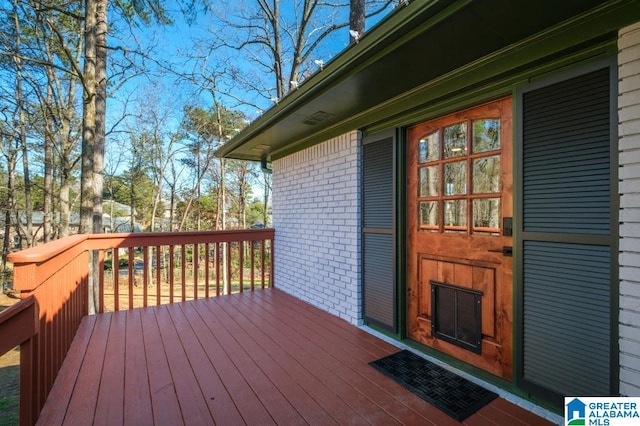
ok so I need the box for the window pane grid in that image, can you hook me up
[416,118,501,235]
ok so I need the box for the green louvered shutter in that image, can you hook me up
[519,66,615,404]
[362,135,395,331]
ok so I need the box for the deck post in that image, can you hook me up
[0,296,39,426]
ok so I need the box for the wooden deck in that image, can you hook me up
[36,289,554,425]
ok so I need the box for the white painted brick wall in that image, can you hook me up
[619,21,640,397]
[272,131,362,324]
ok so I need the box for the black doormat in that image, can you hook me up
[369,350,498,422]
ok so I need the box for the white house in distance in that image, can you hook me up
[218,0,640,413]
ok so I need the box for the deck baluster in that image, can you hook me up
[5,229,274,424]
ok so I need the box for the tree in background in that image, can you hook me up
[177,103,248,230]
[257,170,272,227]
[226,159,255,229]
[79,0,98,235]
[33,1,84,240]
[0,0,399,258]
[81,0,175,234]
[205,0,394,108]
[350,0,365,42]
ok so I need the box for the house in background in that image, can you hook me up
[13,208,142,247]
[218,0,640,411]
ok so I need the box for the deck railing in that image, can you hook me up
[0,296,38,425]
[5,228,274,425]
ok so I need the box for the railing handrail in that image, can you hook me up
[0,295,38,356]
[8,229,275,293]
[7,234,87,263]
[8,229,275,263]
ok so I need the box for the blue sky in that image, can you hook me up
[108,1,398,125]
[102,1,399,197]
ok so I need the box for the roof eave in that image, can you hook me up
[217,0,640,162]
[215,0,456,161]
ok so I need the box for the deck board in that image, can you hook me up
[62,312,111,425]
[211,297,336,425]
[123,308,153,426]
[37,289,557,425]
[215,293,367,425]
[228,293,380,424]
[139,305,183,426]
[170,302,246,425]
[180,301,276,425]
[194,297,307,425]
[242,292,446,425]
[231,292,427,425]
[154,304,215,425]
[94,311,126,426]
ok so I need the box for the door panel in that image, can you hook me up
[407,98,513,379]
[418,259,496,336]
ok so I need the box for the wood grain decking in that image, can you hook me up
[36,289,555,425]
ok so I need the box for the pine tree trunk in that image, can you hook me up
[12,0,33,247]
[81,0,98,314]
[2,149,16,278]
[350,0,365,41]
[80,0,97,234]
[93,0,107,234]
[43,84,53,243]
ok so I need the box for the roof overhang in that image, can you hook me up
[217,0,640,161]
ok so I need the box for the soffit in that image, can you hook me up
[217,0,635,161]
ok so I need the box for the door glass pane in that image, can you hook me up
[444,161,467,195]
[472,119,500,153]
[419,202,439,228]
[419,166,439,197]
[419,131,439,163]
[444,122,467,158]
[473,198,500,229]
[472,155,500,193]
[444,200,467,227]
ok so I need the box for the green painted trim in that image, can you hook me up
[609,60,621,398]
[395,127,408,339]
[512,83,524,406]
[337,0,472,83]
[365,37,617,133]
[271,24,622,160]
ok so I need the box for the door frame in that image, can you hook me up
[358,41,620,411]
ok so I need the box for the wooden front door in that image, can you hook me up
[407,97,513,379]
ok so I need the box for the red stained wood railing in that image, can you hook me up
[0,296,39,426]
[6,228,274,425]
[7,234,89,426]
[82,229,274,312]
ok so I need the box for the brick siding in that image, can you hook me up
[272,131,362,324]
[619,21,640,397]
